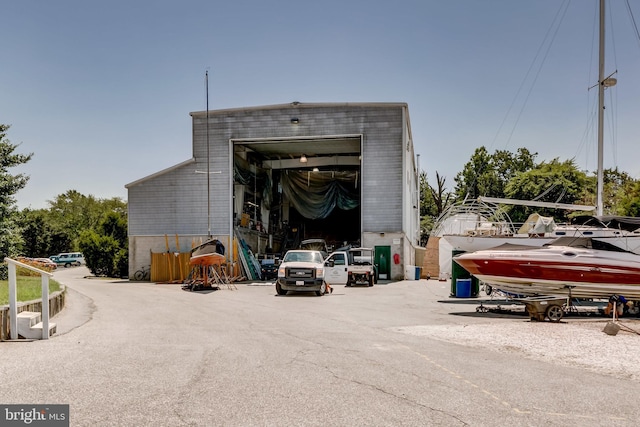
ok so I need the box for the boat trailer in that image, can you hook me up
[475,295,568,322]
[182,262,238,291]
[515,296,567,322]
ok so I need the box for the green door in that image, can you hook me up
[375,246,391,280]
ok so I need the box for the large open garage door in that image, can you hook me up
[232,135,362,254]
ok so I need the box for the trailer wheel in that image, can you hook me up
[546,305,564,322]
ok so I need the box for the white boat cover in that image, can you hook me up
[517,213,556,235]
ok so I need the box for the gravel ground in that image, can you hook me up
[393,319,640,381]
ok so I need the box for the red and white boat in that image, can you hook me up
[453,237,640,300]
[189,239,226,266]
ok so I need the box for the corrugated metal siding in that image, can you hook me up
[129,103,406,237]
[128,149,231,236]
[360,109,403,232]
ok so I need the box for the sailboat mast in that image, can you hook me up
[596,0,605,216]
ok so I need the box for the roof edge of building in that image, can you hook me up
[125,157,196,189]
[189,101,409,117]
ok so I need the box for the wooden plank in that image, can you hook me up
[422,237,440,278]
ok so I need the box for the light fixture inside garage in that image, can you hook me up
[300,154,308,163]
[312,167,319,172]
[291,118,299,124]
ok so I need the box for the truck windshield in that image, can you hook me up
[284,251,323,263]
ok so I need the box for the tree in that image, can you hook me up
[43,191,127,251]
[17,208,73,257]
[98,211,128,277]
[79,210,128,277]
[18,209,51,257]
[0,125,33,278]
[419,171,436,245]
[99,211,128,244]
[454,147,537,200]
[504,159,589,223]
[419,171,454,245]
[47,191,103,245]
[79,231,120,277]
[454,146,494,199]
[16,190,127,276]
[599,168,634,215]
[428,171,454,217]
[617,180,640,217]
[419,171,436,218]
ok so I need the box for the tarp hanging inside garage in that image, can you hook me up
[234,157,273,210]
[280,170,360,220]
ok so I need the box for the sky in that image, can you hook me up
[3,0,640,210]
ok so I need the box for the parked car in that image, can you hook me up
[50,256,75,268]
[260,259,278,280]
[33,258,58,270]
[50,252,85,267]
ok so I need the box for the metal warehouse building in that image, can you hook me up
[126,102,421,281]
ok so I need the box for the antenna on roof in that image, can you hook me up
[206,70,210,237]
[195,68,221,237]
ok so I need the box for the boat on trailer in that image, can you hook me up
[184,239,227,291]
[189,239,226,266]
[453,236,640,300]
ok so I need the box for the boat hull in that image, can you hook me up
[454,244,640,299]
[189,252,225,266]
[445,229,640,255]
[189,239,226,266]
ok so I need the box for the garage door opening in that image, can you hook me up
[233,135,362,256]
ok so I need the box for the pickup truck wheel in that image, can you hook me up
[368,276,374,287]
[275,282,287,296]
[316,282,326,296]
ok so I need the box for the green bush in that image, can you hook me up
[79,231,119,277]
[77,209,128,278]
[114,247,129,278]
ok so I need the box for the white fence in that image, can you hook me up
[4,257,54,340]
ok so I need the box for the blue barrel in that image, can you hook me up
[455,278,472,298]
[415,267,421,280]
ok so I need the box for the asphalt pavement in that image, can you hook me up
[1,267,638,426]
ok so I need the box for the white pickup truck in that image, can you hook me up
[324,248,377,287]
[276,250,327,296]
